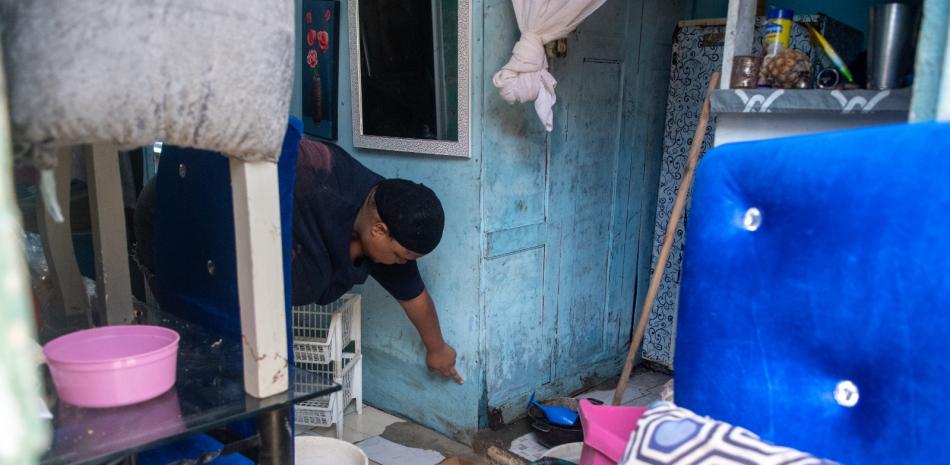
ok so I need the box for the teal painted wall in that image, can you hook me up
[910,0,950,120]
[291,0,689,441]
[692,0,881,33]
[292,0,485,442]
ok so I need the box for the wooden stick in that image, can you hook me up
[230,158,289,398]
[85,144,134,325]
[612,72,720,406]
[486,446,528,465]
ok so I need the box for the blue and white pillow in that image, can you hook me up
[620,402,839,465]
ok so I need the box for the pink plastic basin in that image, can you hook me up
[579,400,647,465]
[43,325,180,408]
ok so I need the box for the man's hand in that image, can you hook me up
[399,290,464,385]
[426,342,463,384]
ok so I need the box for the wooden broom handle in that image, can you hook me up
[612,72,720,406]
[486,446,529,465]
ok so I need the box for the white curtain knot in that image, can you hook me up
[509,32,547,72]
[492,31,551,106]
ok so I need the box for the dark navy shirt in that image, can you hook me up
[291,140,425,305]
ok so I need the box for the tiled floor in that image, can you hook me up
[296,367,672,465]
[300,405,411,465]
[579,367,673,407]
[299,404,483,464]
[302,404,405,444]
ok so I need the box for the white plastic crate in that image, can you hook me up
[294,353,363,437]
[292,294,361,365]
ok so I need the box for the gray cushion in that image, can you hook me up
[1,0,294,167]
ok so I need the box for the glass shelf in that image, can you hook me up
[41,309,339,465]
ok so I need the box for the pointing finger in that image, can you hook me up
[448,367,464,385]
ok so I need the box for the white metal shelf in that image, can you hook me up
[712,88,912,115]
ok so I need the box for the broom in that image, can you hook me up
[612,72,720,406]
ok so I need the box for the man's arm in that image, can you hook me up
[398,289,463,384]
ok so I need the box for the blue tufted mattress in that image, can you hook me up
[676,122,950,464]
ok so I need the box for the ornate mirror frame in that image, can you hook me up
[347,0,471,158]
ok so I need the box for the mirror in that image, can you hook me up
[349,0,470,157]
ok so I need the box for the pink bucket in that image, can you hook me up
[43,325,180,408]
[578,400,647,465]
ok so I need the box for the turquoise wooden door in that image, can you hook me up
[547,25,628,375]
[481,0,689,420]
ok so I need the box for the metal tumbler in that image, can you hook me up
[868,3,917,90]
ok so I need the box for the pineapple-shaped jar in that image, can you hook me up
[761,49,813,89]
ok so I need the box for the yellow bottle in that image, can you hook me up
[764,6,794,57]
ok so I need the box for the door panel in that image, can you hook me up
[548,32,626,375]
[485,248,550,398]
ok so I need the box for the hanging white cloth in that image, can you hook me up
[491,0,607,132]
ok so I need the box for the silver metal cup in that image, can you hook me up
[868,3,917,90]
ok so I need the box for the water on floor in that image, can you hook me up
[297,367,672,465]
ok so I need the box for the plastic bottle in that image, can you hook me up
[764,6,794,57]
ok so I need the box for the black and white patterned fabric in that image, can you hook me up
[619,403,839,465]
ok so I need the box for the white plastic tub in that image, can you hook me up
[544,441,583,463]
[296,436,368,465]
